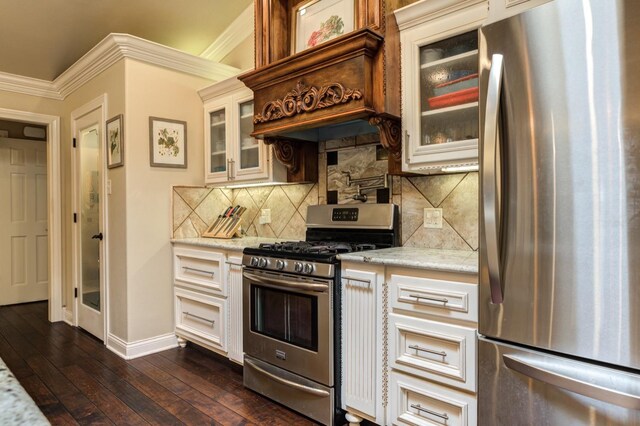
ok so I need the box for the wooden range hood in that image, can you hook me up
[238,0,402,182]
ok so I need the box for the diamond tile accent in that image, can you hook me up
[174,186,212,210]
[262,186,297,235]
[279,212,307,240]
[404,222,472,251]
[173,191,192,231]
[401,179,433,245]
[232,189,260,232]
[298,184,319,220]
[409,174,465,207]
[194,189,233,225]
[282,183,314,208]
[440,172,479,250]
[174,217,199,239]
[245,186,273,208]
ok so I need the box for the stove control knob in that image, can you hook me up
[258,258,267,268]
[275,260,285,270]
[250,257,258,267]
[303,263,314,274]
[294,262,303,273]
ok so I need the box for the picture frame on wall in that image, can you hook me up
[293,0,355,54]
[106,114,124,168]
[149,116,187,168]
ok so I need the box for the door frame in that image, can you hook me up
[71,94,109,340]
[0,107,62,322]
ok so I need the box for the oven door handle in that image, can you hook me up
[244,358,330,397]
[242,271,329,292]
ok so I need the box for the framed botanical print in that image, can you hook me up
[106,114,123,168]
[293,0,355,54]
[149,117,187,168]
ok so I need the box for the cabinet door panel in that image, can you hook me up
[226,254,244,364]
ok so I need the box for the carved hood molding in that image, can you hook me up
[254,81,363,124]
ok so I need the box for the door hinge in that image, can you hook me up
[73,213,77,223]
[73,137,76,148]
[74,288,78,298]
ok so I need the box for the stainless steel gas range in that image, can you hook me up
[242,204,399,425]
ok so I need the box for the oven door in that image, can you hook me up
[243,268,333,386]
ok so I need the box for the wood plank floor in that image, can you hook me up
[0,302,318,425]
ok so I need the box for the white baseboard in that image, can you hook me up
[106,332,178,360]
[63,307,74,326]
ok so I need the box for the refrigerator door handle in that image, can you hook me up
[482,53,504,304]
[503,354,640,409]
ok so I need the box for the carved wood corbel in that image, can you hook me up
[263,137,319,183]
[263,137,299,173]
[369,114,402,173]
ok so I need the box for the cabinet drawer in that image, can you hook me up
[390,314,476,392]
[390,273,477,323]
[390,371,477,426]
[173,247,224,295]
[175,288,226,352]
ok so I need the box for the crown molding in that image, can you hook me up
[0,33,241,100]
[395,0,487,30]
[200,3,254,62]
[0,72,62,100]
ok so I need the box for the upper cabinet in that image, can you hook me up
[396,0,488,174]
[199,77,287,186]
[486,0,553,24]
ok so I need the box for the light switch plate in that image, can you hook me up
[259,208,271,224]
[423,208,443,229]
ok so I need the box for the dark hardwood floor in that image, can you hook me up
[0,302,318,425]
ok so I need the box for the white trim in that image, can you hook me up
[395,0,488,30]
[106,332,179,360]
[0,108,62,322]
[71,95,109,341]
[63,307,74,326]
[0,33,241,100]
[200,4,254,62]
[198,74,248,102]
[0,73,63,100]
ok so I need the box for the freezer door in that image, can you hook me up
[479,338,640,425]
[479,0,640,369]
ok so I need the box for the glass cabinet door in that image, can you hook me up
[209,108,226,174]
[237,100,260,172]
[419,31,479,148]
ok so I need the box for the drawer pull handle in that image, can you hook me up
[342,276,371,287]
[409,293,449,305]
[183,311,215,327]
[183,266,215,277]
[410,403,449,421]
[225,261,243,267]
[408,344,447,359]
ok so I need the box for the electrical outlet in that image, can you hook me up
[259,208,271,224]
[423,208,443,229]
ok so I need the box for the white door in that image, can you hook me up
[74,110,105,340]
[0,137,48,305]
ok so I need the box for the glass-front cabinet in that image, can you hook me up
[396,0,488,173]
[201,77,286,185]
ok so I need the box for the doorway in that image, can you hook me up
[0,136,48,305]
[0,108,62,322]
[72,97,107,341]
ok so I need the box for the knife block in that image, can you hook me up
[202,209,245,239]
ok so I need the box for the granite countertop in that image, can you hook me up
[0,357,49,425]
[339,247,478,274]
[171,236,281,251]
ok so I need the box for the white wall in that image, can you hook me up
[124,59,211,341]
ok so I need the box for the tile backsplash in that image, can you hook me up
[173,136,478,251]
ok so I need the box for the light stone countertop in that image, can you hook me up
[170,237,281,251]
[0,357,49,425]
[338,247,478,274]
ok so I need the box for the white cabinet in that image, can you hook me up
[486,0,553,24]
[226,254,244,364]
[341,262,386,425]
[395,0,488,173]
[341,260,478,426]
[199,77,286,185]
[172,243,244,364]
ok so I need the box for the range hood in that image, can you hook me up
[238,0,403,180]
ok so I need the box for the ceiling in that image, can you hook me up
[0,0,252,81]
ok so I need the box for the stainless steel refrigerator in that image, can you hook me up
[478,0,640,424]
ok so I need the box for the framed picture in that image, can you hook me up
[293,0,354,54]
[149,117,187,168]
[106,114,123,168]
